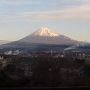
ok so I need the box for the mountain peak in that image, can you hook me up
[19,27,77,45]
[32,27,60,37]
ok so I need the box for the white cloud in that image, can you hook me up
[16,4,90,21]
[0,4,90,22]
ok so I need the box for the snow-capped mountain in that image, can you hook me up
[32,27,59,37]
[0,27,88,54]
[19,27,78,45]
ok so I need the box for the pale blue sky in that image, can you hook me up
[0,0,90,42]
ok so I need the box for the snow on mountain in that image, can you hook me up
[32,27,59,37]
[19,27,78,45]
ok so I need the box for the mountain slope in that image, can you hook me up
[0,40,11,45]
[19,27,78,45]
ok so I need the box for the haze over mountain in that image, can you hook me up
[19,27,78,45]
[0,40,11,45]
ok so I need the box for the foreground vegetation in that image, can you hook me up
[0,56,90,88]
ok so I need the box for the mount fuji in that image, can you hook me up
[18,27,78,45]
[0,27,82,53]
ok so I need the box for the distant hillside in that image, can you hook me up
[0,40,11,45]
